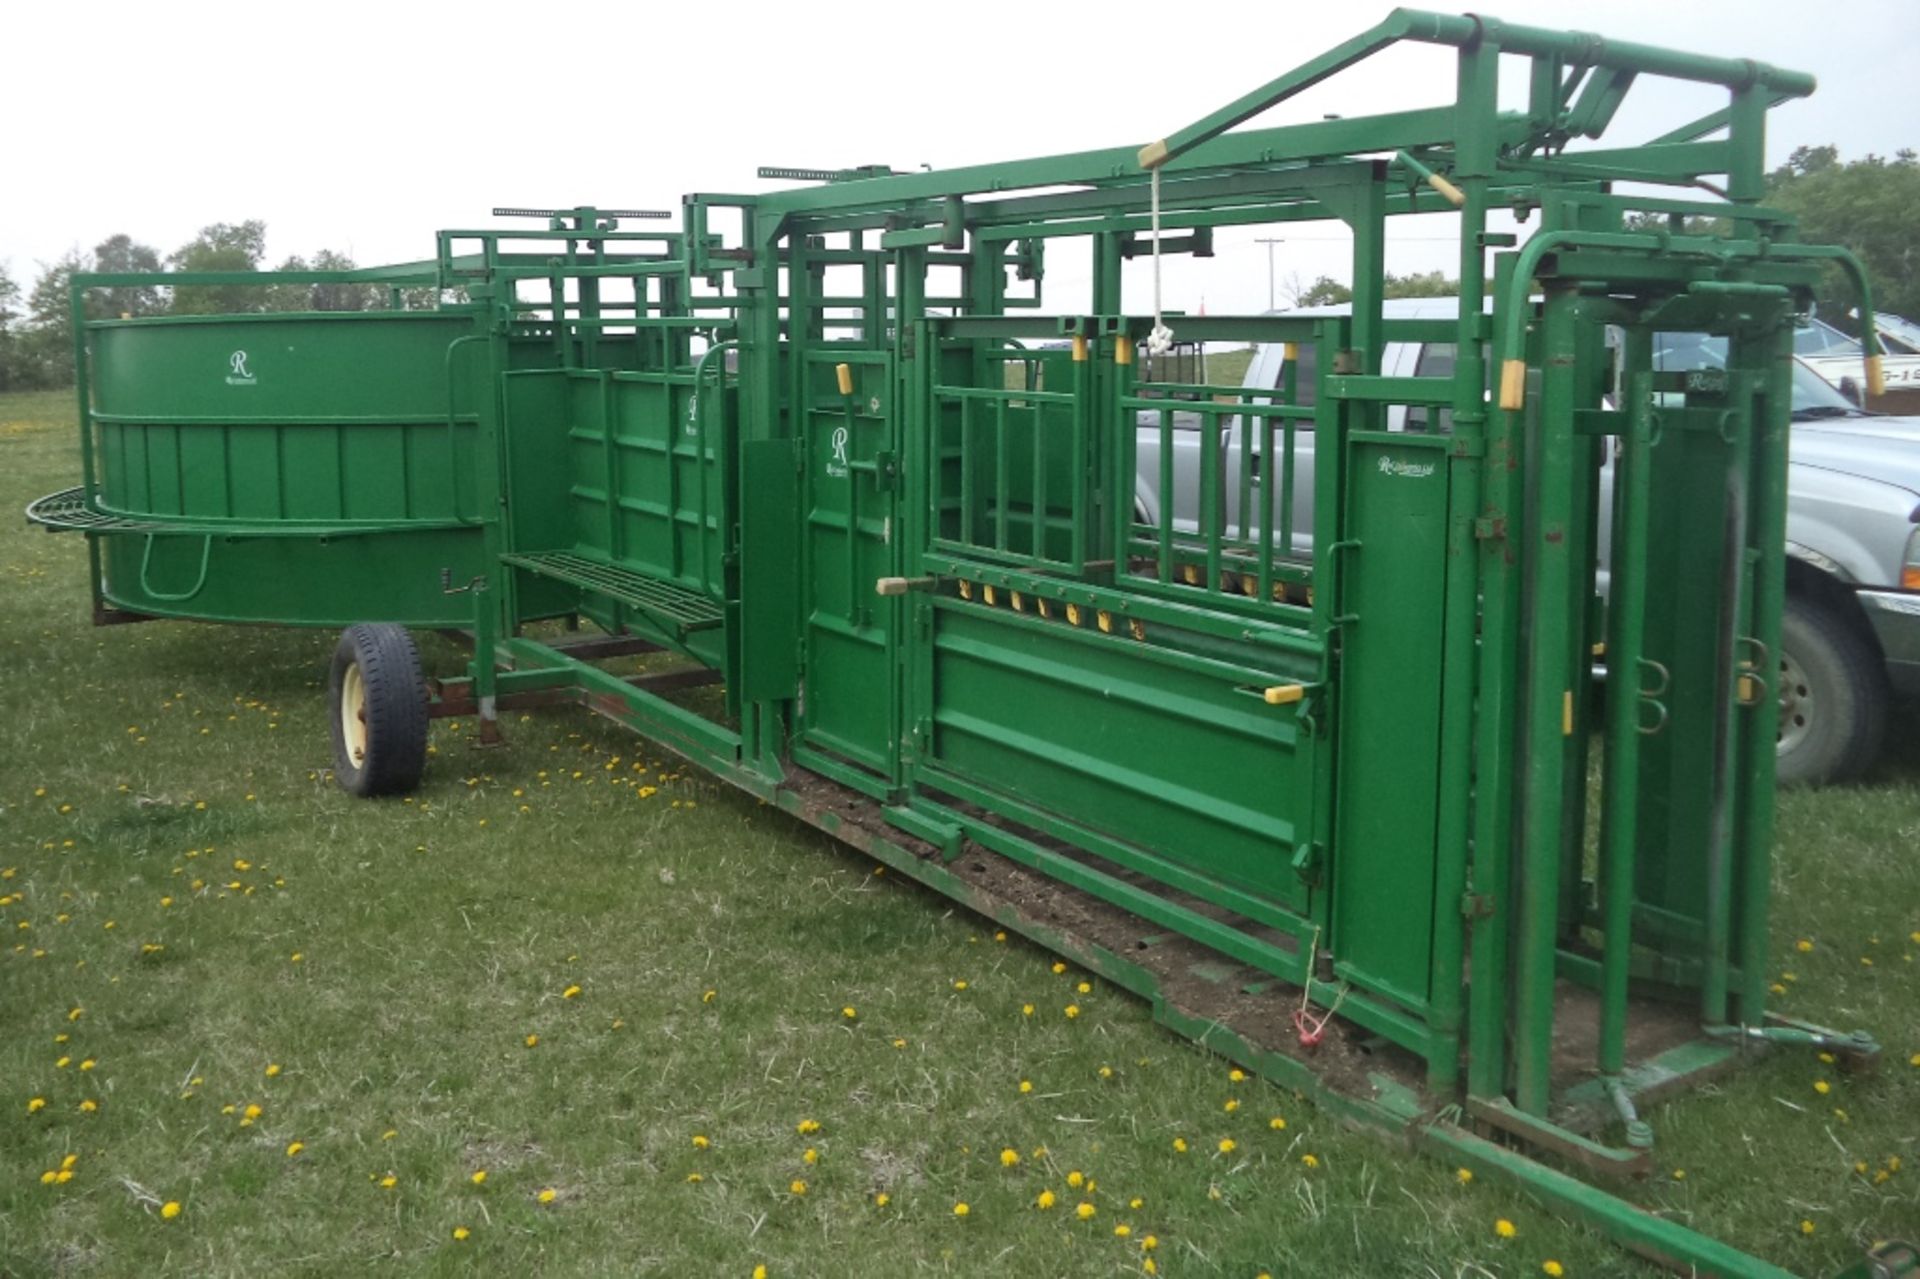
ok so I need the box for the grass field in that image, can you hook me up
[1,384,1916,1278]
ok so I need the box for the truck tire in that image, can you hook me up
[1775,594,1888,786]
[328,624,429,797]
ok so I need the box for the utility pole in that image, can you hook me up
[1255,237,1285,311]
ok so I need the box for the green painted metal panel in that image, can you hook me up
[1330,437,1450,1013]
[739,438,801,705]
[796,352,899,779]
[928,601,1318,916]
[95,526,487,627]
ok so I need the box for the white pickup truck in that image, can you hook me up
[1134,299,1920,785]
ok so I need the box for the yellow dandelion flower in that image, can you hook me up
[1052,962,1067,975]
[797,1119,821,1135]
[1022,1003,1035,1017]
[1145,1262,1159,1276]
[380,1129,396,1141]
[953,980,969,991]
[538,1188,556,1204]
[841,1006,856,1020]
[1115,1224,1132,1238]
[1302,1153,1320,1169]
[563,985,582,1000]
[1076,981,1092,994]
[1813,1079,1831,1095]
[265,1064,281,1078]
[27,1097,46,1114]
[1495,1218,1517,1239]
[994,931,1007,942]
[1224,1099,1240,1113]
[524,1034,540,1048]
[1036,1190,1057,1209]
[692,1135,710,1150]
[1543,1262,1565,1277]
[1076,1201,1096,1220]
[1910,1053,1920,1067]
[874,1192,890,1207]
[452,1225,471,1241]
[1219,1138,1238,1154]
[686,1173,705,1183]
[1229,1068,1247,1083]
[1172,1137,1188,1153]
[1000,1148,1019,1167]
[1795,939,1813,953]
[1019,1080,1033,1094]
[61,1154,77,1171]
[79,1099,98,1113]
[1142,1233,1159,1250]
[790,1179,808,1196]
[39,1170,56,1185]
[380,1175,398,1189]
[753,1267,767,1279]
[1769,983,1787,995]
[803,1148,819,1165]
[244,1104,263,1120]
[1800,1220,1816,1236]
[161,1200,181,1220]
[1067,1170,1084,1188]
[1671,1169,1686,1181]
[1064,1004,1081,1019]
[55,1057,70,1069]
[286,1141,305,1157]
[702,989,717,1003]
[891,1037,907,1049]
[1098,1065,1114,1080]
[290,952,303,963]
[471,1170,488,1185]
[953,1201,970,1217]
[1271,1116,1289,1131]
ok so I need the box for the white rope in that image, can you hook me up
[1147,165,1174,356]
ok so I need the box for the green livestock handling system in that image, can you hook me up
[28,12,1909,1274]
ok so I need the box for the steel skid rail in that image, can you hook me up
[34,15,1900,1276]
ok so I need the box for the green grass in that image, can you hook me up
[0,386,1915,1278]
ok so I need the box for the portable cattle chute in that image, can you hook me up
[33,12,1904,1273]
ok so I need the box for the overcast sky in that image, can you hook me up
[8,0,1916,316]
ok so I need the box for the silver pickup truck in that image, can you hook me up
[1135,299,1920,785]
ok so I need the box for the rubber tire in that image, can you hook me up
[328,624,429,797]
[1775,594,1888,787]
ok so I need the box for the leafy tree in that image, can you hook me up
[168,220,268,315]
[0,264,21,392]
[1287,270,1462,307]
[91,234,166,319]
[1765,146,1920,330]
[19,249,89,387]
[308,248,382,312]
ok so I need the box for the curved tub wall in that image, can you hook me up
[87,311,492,627]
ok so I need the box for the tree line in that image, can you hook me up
[1285,146,1920,327]
[0,221,396,392]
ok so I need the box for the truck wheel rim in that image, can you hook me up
[1777,649,1813,756]
[340,662,368,767]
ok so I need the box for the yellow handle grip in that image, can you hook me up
[1498,359,1528,411]
[1263,684,1305,706]
[835,363,854,396]
[1426,172,1466,208]
[1866,353,1886,398]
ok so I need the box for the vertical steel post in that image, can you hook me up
[1514,287,1579,1116]
[1425,37,1497,1092]
[1735,319,1794,1025]
[1599,350,1653,1075]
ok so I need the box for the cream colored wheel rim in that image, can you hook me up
[340,661,368,768]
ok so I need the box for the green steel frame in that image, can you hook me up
[32,16,1900,1275]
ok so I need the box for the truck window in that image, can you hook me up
[1270,342,1317,407]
